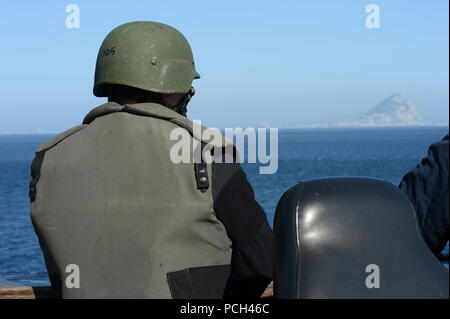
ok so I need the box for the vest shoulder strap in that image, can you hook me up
[36,125,87,153]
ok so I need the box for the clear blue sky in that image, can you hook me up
[0,0,448,133]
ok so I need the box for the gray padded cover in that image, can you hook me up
[274,177,449,299]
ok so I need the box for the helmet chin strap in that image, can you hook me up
[169,87,195,116]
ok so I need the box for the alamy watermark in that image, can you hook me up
[365,4,380,29]
[65,264,80,288]
[65,4,80,29]
[169,121,278,174]
[365,264,380,289]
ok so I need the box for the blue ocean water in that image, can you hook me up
[0,127,448,286]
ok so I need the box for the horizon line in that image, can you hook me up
[1,125,449,136]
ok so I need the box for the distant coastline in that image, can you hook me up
[270,94,449,130]
[280,124,450,130]
[2,94,448,134]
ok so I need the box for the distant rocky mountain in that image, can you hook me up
[335,94,425,128]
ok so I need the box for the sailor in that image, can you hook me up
[399,134,449,256]
[30,21,273,299]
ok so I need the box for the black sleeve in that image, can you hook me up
[399,134,449,255]
[212,163,273,299]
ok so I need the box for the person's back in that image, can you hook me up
[31,102,234,298]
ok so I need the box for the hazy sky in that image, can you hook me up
[0,0,448,133]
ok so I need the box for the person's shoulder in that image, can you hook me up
[35,102,124,154]
[35,125,87,154]
[428,133,449,161]
[182,119,236,151]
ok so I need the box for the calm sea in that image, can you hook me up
[0,127,448,286]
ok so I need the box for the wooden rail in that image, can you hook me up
[0,286,55,299]
[0,285,273,299]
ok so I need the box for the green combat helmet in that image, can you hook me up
[93,21,200,114]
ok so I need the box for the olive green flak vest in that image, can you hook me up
[30,102,234,299]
